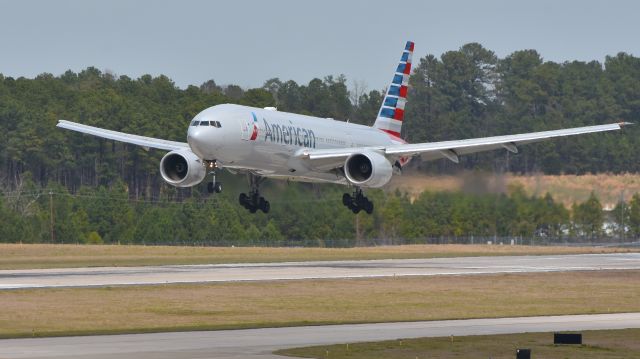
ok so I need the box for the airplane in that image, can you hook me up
[58,41,630,214]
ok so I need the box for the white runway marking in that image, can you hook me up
[0,284,37,289]
[0,253,638,290]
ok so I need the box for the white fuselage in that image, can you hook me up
[187,104,402,184]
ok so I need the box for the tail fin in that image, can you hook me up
[373,41,414,139]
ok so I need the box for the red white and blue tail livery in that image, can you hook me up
[374,41,413,139]
[57,41,630,215]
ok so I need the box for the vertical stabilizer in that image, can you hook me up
[373,41,414,138]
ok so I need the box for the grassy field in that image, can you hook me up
[1,270,638,338]
[0,243,635,269]
[277,329,640,359]
[389,172,640,208]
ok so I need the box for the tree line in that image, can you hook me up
[1,176,636,245]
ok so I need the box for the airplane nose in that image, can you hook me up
[187,128,198,145]
[187,127,209,158]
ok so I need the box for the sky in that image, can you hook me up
[1,0,639,91]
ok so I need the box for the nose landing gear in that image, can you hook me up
[239,173,270,213]
[342,188,373,214]
[206,160,222,194]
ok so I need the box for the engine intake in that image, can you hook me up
[160,150,206,187]
[344,151,393,188]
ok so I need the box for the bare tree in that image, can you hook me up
[4,173,41,216]
[349,79,368,107]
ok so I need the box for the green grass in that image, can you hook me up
[0,243,635,269]
[1,270,639,338]
[276,329,640,358]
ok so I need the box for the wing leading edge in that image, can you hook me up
[57,120,188,151]
[303,122,630,165]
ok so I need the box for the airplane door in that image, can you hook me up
[347,133,355,147]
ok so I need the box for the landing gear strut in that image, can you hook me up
[206,161,222,194]
[342,187,373,214]
[239,173,270,213]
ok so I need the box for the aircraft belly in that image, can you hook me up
[263,171,346,185]
[221,141,292,174]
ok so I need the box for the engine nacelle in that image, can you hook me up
[344,151,393,188]
[159,150,206,187]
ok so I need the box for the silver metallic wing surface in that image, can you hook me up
[57,120,188,151]
[295,147,384,172]
[385,123,627,160]
[305,147,385,160]
[303,123,627,166]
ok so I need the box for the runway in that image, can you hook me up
[0,313,638,358]
[1,253,639,289]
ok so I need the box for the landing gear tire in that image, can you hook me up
[239,193,249,208]
[240,174,270,214]
[208,181,223,194]
[342,193,351,206]
[240,194,270,213]
[343,188,373,214]
[260,198,270,214]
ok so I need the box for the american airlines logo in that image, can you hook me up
[262,118,317,148]
[249,113,259,141]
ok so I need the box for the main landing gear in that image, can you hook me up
[239,173,270,213]
[342,188,373,214]
[206,161,222,194]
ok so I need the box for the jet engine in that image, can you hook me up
[343,151,393,188]
[159,150,206,187]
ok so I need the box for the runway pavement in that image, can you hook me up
[1,253,639,289]
[0,313,639,358]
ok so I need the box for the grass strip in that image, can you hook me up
[0,243,635,269]
[0,270,638,338]
[276,329,640,358]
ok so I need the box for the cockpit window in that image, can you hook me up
[191,120,220,127]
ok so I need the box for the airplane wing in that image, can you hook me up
[302,122,629,166]
[57,120,188,151]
